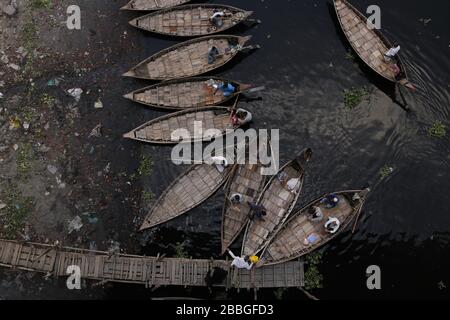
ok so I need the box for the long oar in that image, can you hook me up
[235,86,265,96]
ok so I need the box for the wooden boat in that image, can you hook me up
[259,189,370,266]
[123,106,249,144]
[121,0,191,11]
[333,0,413,88]
[241,148,313,257]
[123,77,252,111]
[221,162,267,255]
[123,35,255,81]
[129,4,253,37]
[140,163,234,230]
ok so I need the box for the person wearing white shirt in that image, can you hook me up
[324,217,340,234]
[210,156,228,173]
[227,249,253,270]
[384,43,401,61]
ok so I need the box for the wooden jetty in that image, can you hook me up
[0,239,304,289]
[129,4,253,37]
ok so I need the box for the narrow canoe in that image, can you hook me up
[333,0,410,86]
[241,148,313,257]
[140,163,233,230]
[121,0,191,11]
[221,162,267,255]
[123,106,247,144]
[123,35,253,81]
[123,77,252,111]
[259,189,370,266]
[129,4,253,37]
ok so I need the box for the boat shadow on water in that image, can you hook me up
[326,2,411,113]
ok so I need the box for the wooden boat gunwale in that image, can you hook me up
[123,34,252,81]
[129,4,253,37]
[333,0,409,84]
[240,148,312,257]
[140,163,235,230]
[120,0,191,11]
[123,106,243,145]
[259,189,370,266]
[123,77,252,111]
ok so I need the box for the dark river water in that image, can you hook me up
[1,0,449,300]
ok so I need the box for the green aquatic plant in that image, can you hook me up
[174,242,188,259]
[137,155,154,177]
[16,143,34,179]
[30,0,52,9]
[274,288,287,300]
[343,87,370,110]
[345,51,356,61]
[304,252,323,290]
[1,184,34,239]
[380,165,394,179]
[428,121,446,138]
[40,94,55,108]
[142,190,153,202]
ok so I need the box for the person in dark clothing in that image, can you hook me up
[247,201,267,221]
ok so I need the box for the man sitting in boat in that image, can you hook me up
[308,206,324,222]
[208,46,220,64]
[227,249,253,270]
[384,42,401,62]
[286,178,300,193]
[218,81,236,97]
[247,201,267,221]
[230,193,243,205]
[209,10,230,29]
[320,194,339,209]
[231,108,252,127]
[210,155,228,173]
[324,217,340,234]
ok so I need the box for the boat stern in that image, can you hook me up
[123,92,134,100]
[122,70,136,78]
[239,35,253,46]
[123,131,135,139]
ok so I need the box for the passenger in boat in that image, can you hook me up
[208,46,220,64]
[320,194,339,209]
[384,43,401,61]
[303,233,319,246]
[227,249,253,270]
[209,10,226,28]
[277,171,288,185]
[219,82,236,97]
[389,63,401,78]
[324,217,340,234]
[231,109,252,127]
[247,201,267,221]
[230,193,243,205]
[211,155,228,173]
[286,178,300,193]
[308,206,324,222]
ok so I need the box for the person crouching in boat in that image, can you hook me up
[231,108,252,127]
[209,10,229,29]
[230,193,243,205]
[324,217,340,234]
[308,206,324,222]
[227,249,253,270]
[208,46,220,64]
[384,43,400,62]
[320,194,339,209]
[247,201,267,222]
[218,81,236,97]
[210,155,229,173]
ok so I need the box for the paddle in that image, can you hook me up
[234,86,266,96]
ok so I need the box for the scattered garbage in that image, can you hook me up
[89,124,102,138]
[81,212,98,225]
[3,4,17,16]
[108,241,121,256]
[23,122,30,130]
[0,203,6,210]
[13,144,18,151]
[8,63,20,71]
[67,215,83,234]
[94,99,103,109]
[67,88,83,102]
[0,92,3,99]
[47,164,58,175]
[47,78,61,87]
